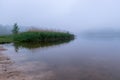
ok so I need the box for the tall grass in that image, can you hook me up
[0,28,74,43]
[13,31,74,42]
[0,35,13,44]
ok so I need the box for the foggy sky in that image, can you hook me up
[0,0,120,33]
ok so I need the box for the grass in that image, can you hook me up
[0,30,74,43]
[13,31,74,42]
[0,35,13,44]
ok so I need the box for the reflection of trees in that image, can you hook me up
[13,44,19,52]
[13,39,74,52]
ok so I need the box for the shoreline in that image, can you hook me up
[0,54,19,80]
[0,47,55,80]
[0,47,27,80]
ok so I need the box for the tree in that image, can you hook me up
[12,23,19,34]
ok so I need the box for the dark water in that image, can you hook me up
[1,36,120,80]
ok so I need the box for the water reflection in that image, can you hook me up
[2,37,120,80]
[13,39,74,52]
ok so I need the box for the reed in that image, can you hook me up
[0,28,74,43]
[13,31,74,42]
[0,35,13,44]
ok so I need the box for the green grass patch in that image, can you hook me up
[13,31,74,42]
[0,31,74,44]
[0,35,13,44]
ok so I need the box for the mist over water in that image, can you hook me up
[1,0,120,33]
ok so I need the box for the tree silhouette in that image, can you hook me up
[12,23,19,34]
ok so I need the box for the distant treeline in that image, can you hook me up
[0,25,12,35]
[0,24,26,35]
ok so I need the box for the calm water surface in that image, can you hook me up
[2,36,120,80]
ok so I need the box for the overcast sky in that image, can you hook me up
[0,0,120,33]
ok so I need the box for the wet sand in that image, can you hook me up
[0,47,26,80]
[0,47,55,80]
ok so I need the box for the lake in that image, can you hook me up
[1,35,120,80]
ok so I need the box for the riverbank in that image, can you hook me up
[0,31,74,43]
